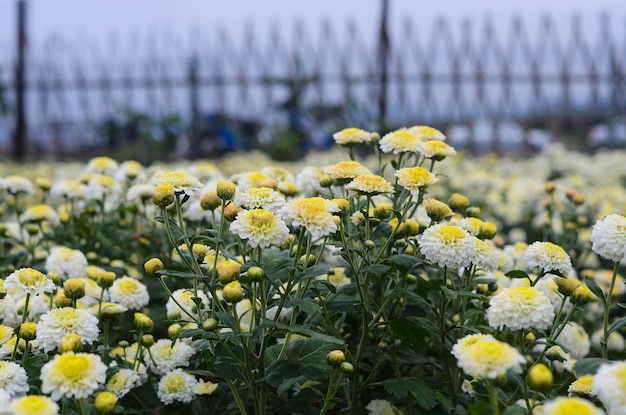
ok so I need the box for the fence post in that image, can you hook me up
[12,0,27,161]
[188,56,200,159]
[377,0,389,130]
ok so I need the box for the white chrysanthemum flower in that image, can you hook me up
[36,307,100,352]
[419,224,475,269]
[189,161,222,182]
[452,333,525,379]
[107,367,141,398]
[471,238,499,272]
[332,127,374,146]
[556,322,591,360]
[524,241,572,275]
[409,125,446,141]
[230,209,290,248]
[86,156,118,175]
[0,361,29,398]
[0,325,13,344]
[115,160,145,182]
[455,217,484,236]
[4,268,55,296]
[0,290,51,327]
[144,339,196,375]
[20,204,60,225]
[379,128,420,154]
[50,180,87,200]
[165,289,211,320]
[157,368,198,405]
[590,214,626,263]
[394,167,438,196]
[593,361,626,415]
[316,267,351,287]
[541,397,604,415]
[87,301,127,317]
[323,161,371,181]
[108,277,150,310]
[2,175,34,196]
[279,197,340,239]
[591,329,626,352]
[151,171,203,196]
[45,247,88,281]
[365,399,405,415]
[126,183,155,203]
[234,187,286,212]
[486,286,555,331]
[346,174,394,196]
[85,174,123,202]
[417,140,457,160]
[40,352,107,400]
[568,375,595,397]
[295,166,327,197]
[9,395,59,415]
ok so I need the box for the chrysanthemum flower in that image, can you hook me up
[107,367,142,398]
[50,180,87,200]
[4,268,55,296]
[36,307,100,352]
[0,361,29,398]
[196,380,219,396]
[524,241,572,275]
[9,395,59,415]
[126,183,155,203]
[85,174,123,201]
[229,209,290,248]
[593,361,626,414]
[157,368,198,405]
[417,140,457,160]
[535,276,573,313]
[323,161,371,181]
[0,325,13,345]
[108,277,150,310]
[332,127,374,146]
[556,322,590,360]
[455,217,484,236]
[152,171,203,196]
[346,174,394,196]
[471,238,499,272]
[144,339,195,375]
[189,161,222,182]
[394,167,438,196]
[486,286,555,331]
[568,375,594,396]
[408,125,446,141]
[45,247,88,281]
[87,302,128,317]
[234,187,286,212]
[40,352,107,400]
[452,333,525,379]
[419,224,475,268]
[20,204,60,225]
[317,267,351,287]
[165,289,211,319]
[86,156,118,175]
[1,175,34,196]
[365,399,404,415]
[590,214,626,263]
[115,160,145,182]
[379,128,420,154]
[279,197,340,239]
[541,397,604,415]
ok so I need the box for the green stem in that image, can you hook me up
[602,261,620,359]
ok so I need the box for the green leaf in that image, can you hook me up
[505,270,530,280]
[361,264,391,275]
[156,269,204,280]
[264,359,304,387]
[441,285,458,300]
[293,264,331,284]
[584,277,606,305]
[263,319,343,344]
[609,316,626,335]
[502,406,526,415]
[574,357,613,376]
[384,377,437,409]
[384,254,424,272]
[290,298,322,315]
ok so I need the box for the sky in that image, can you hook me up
[0,0,623,48]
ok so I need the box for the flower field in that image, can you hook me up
[1,126,626,415]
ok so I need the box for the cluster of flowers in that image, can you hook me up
[0,125,625,415]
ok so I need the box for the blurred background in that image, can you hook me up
[0,0,624,162]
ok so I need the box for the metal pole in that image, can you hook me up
[377,0,389,130]
[188,56,200,159]
[12,0,27,161]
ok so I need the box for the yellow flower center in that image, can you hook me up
[438,226,467,242]
[250,210,275,228]
[508,287,540,301]
[17,269,45,286]
[163,374,185,392]
[59,354,90,379]
[11,396,55,414]
[118,279,139,293]
[551,399,596,415]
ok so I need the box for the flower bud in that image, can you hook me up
[544,181,556,194]
[19,322,37,341]
[326,350,345,367]
[222,281,244,303]
[424,199,453,222]
[465,206,481,218]
[479,222,498,240]
[59,212,71,224]
[572,285,595,305]
[374,203,392,220]
[545,345,568,362]
[140,334,155,347]
[217,260,241,284]
[221,202,242,222]
[59,333,83,353]
[528,363,553,390]
[216,180,236,201]
[200,191,221,211]
[54,291,73,308]
[247,266,265,282]
[277,181,299,197]
[319,174,333,188]
[340,362,354,374]
[404,219,420,236]
[167,310,182,321]
[448,193,470,212]
[331,198,350,216]
[258,178,278,190]
[134,312,154,332]
[144,258,164,276]
[300,254,316,267]
[152,183,175,207]
[25,224,39,236]
[94,391,118,414]
[192,244,211,260]
[36,177,52,191]
[555,277,580,297]
[168,323,182,339]
[202,318,218,332]
[96,271,116,289]
[364,240,376,250]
